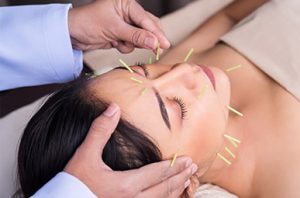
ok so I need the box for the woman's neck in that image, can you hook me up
[197,110,258,197]
[193,60,283,197]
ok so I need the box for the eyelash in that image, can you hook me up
[172,97,187,120]
[135,61,150,77]
[135,61,145,66]
[135,62,187,120]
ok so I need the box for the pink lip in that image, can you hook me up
[197,64,216,89]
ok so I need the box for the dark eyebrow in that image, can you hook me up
[115,66,171,130]
[153,89,171,130]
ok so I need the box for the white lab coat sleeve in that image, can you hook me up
[0,4,83,91]
[31,172,97,198]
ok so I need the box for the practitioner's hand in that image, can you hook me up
[64,103,197,198]
[68,0,170,53]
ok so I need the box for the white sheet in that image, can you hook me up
[221,0,300,101]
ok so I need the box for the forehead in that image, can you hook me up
[89,68,167,130]
[88,68,173,149]
[89,69,140,107]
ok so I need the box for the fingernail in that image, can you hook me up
[191,164,198,174]
[185,158,193,168]
[184,179,191,189]
[104,103,119,117]
[144,37,155,49]
[112,41,118,47]
[163,38,171,49]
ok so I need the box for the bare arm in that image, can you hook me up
[159,0,269,64]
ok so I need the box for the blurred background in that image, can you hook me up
[0,0,196,17]
[0,0,196,117]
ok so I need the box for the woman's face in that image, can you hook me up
[91,62,231,167]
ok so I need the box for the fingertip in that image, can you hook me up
[144,36,158,50]
[103,103,120,118]
[124,41,134,48]
[158,36,171,50]
[111,40,119,47]
[174,156,193,168]
[191,163,198,175]
[184,179,191,189]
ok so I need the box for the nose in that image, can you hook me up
[153,63,200,91]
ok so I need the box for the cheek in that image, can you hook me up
[213,67,231,117]
[180,98,227,164]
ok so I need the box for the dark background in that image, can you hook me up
[0,0,196,117]
[1,0,196,17]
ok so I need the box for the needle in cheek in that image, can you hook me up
[141,88,148,95]
[227,105,243,117]
[226,64,242,72]
[198,85,209,99]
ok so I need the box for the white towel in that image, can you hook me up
[194,184,238,198]
[221,0,300,101]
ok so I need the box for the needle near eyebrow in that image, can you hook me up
[130,77,143,84]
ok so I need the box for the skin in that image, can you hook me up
[90,63,230,174]
[65,104,197,198]
[86,0,300,197]
[68,0,170,52]
[88,44,300,198]
[65,0,196,197]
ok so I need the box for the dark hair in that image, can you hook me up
[17,76,162,197]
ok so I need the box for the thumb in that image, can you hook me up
[117,23,158,50]
[80,103,121,156]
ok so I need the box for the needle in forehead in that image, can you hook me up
[119,59,133,73]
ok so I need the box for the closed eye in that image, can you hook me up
[172,97,187,120]
[114,65,171,130]
[135,62,149,77]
